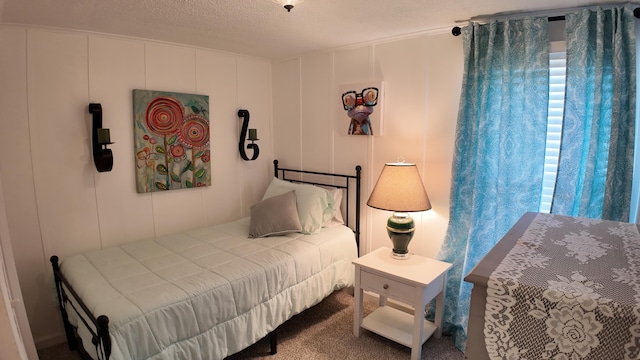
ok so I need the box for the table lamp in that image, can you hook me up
[367,161,431,259]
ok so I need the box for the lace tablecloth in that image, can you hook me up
[485,213,640,359]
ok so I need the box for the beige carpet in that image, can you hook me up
[39,288,464,359]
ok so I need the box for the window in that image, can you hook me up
[539,44,566,213]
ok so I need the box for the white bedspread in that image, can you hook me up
[60,217,357,360]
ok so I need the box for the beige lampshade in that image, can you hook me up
[367,162,431,212]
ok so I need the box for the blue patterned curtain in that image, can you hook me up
[436,17,550,350]
[552,6,636,221]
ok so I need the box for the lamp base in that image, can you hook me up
[391,251,411,260]
[387,212,415,260]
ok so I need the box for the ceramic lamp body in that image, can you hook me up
[386,212,415,259]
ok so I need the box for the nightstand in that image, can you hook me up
[353,247,452,360]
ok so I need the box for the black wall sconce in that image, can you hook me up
[237,109,259,161]
[89,103,114,172]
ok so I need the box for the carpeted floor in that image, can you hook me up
[38,288,464,359]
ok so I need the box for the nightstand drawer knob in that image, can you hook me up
[383,284,389,290]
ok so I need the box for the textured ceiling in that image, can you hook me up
[0,0,631,60]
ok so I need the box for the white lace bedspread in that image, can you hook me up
[60,217,357,360]
[485,213,640,359]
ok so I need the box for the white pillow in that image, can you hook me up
[322,187,344,226]
[262,177,335,234]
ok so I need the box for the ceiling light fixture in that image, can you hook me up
[273,0,303,12]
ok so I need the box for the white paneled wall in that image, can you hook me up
[272,59,302,168]
[236,58,273,211]
[28,30,100,257]
[0,27,50,352]
[272,33,463,257]
[0,25,272,348]
[422,34,464,257]
[197,51,243,224]
[0,23,463,349]
[301,53,332,170]
[88,36,153,246]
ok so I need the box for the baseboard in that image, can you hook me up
[34,331,66,350]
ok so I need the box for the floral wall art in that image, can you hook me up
[133,90,211,193]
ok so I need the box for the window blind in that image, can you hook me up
[539,50,566,213]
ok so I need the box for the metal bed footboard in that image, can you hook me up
[50,255,111,360]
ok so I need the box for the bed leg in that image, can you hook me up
[50,256,78,351]
[97,315,112,360]
[269,330,277,355]
[60,307,78,351]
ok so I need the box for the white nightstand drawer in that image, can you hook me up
[361,270,415,303]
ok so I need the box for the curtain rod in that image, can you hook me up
[452,6,640,36]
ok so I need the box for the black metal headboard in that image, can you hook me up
[273,160,362,252]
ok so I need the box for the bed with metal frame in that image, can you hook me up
[50,160,361,360]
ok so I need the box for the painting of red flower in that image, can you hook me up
[133,89,210,193]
